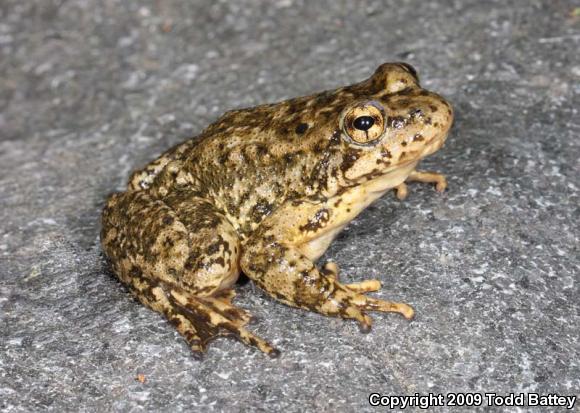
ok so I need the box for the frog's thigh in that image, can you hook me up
[101,191,278,357]
[162,194,242,293]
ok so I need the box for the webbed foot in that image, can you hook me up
[132,275,279,358]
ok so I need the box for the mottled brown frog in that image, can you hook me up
[101,63,453,357]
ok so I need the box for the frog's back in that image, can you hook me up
[126,98,308,193]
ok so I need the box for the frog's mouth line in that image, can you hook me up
[362,160,419,194]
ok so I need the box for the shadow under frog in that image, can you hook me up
[101,62,454,357]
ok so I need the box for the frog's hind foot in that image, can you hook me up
[168,288,279,358]
[134,277,279,358]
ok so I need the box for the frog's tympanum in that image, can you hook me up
[101,63,453,357]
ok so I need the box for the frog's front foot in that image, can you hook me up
[329,282,415,333]
[394,170,447,200]
[322,262,382,293]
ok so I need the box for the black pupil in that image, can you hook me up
[353,116,375,131]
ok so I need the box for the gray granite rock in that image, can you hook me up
[1,0,579,411]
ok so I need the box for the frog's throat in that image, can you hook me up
[364,161,419,194]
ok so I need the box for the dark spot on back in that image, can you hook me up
[295,123,308,134]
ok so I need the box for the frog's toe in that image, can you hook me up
[394,182,409,200]
[344,279,382,293]
[407,170,447,193]
[435,180,447,193]
[321,262,382,293]
[212,289,252,324]
[321,261,340,281]
[355,295,415,320]
[340,302,373,332]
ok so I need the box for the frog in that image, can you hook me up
[101,62,453,357]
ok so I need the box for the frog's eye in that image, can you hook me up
[341,101,386,146]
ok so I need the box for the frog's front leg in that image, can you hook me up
[240,199,414,333]
[394,169,447,200]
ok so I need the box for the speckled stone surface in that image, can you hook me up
[1,1,579,411]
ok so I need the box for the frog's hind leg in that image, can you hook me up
[129,274,277,356]
[101,190,279,357]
